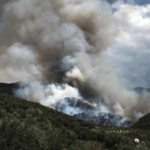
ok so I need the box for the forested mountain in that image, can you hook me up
[0,93,150,149]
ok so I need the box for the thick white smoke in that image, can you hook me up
[0,0,150,124]
[15,82,83,115]
[0,43,43,82]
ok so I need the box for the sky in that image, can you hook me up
[102,0,150,89]
[115,0,150,5]
[134,0,150,5]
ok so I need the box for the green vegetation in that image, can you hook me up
[132,113,150,130]
[0,93,150,149]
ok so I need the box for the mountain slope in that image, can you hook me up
[133,87,150,94]
[0,82,20,95]
[132,113,150,130]
[0,82,132,127]
[0,93,98,149]
[0,93,150,149]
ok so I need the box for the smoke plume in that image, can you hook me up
[0,0,150,126]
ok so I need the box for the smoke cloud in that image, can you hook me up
[0,0,150,125]
[0,43,43,82]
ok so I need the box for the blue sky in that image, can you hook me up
[109,0,150,5]
[134,0,150,5]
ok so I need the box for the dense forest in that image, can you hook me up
[0,93,150,149]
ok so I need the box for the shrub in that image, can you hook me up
[104,134,121,149]
[119,145,134,150]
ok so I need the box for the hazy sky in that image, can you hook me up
[134,0,150,5]
[103,0,150,88]
[107,0,150,5]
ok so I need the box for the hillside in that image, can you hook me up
[132,113,150,130]
[0,93,150,149]
[133,87,150,94]
[0,82,132,127]
[0,82,20,95]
